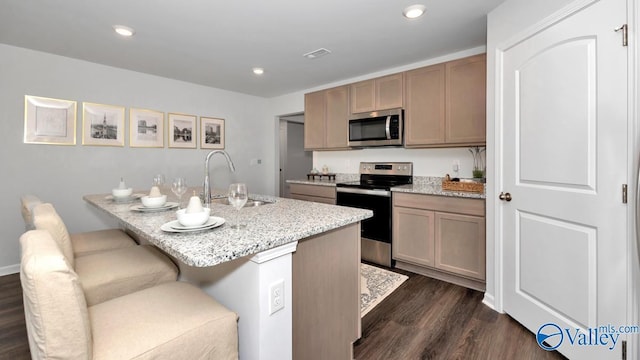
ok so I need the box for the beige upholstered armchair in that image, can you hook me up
[20,230,239,360]
[20,194,137,256]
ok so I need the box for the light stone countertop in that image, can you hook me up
[287,175,486,199]
[390,183,486,199]
[84,190,372,267]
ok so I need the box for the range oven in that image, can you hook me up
[336,162,412,267]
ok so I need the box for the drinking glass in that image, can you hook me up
[171,177,188,208]
[153,174,165,187]
[228,183,248,230]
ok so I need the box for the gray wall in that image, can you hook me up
[0,44,274,273]
[280,121,312,198]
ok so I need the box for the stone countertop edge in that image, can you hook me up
[286,176,486,199]
[390,184,486,199]
[83,192,373,268]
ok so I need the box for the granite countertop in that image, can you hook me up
[84,190,372,268]
[390,183,485,199]
[287,175,486,199]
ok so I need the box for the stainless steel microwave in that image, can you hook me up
[348,108,403,147]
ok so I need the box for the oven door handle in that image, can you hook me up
[336,187,390,197]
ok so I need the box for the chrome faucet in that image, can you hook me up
[203,150,236,207]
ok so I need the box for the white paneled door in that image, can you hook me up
[500,0,628,359]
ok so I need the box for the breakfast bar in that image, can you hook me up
[83,190,372,360]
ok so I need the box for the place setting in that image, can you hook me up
[161,192,225,233]
[105,177,144,203]
[129,184,179,212]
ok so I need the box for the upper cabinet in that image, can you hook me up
[404,63,446,146]
[445,54,486,145]
[350,73,403,114]
[405,54,486,147]
[304,53,486,150]
[304,85,350,150]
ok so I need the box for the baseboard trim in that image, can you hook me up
[394,261,486,292]
[0,264,20,276]
[482,293,497,311]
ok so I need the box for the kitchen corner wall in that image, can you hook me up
[0,44,273,273]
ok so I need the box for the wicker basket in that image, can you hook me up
[441,180,484,194]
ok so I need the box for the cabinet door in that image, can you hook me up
[325,86,349,148]
[392,206,435,267]
[445,54,486,144]
[350,80,375,114]
[404,64,446,146]
[375,73,404,111]
[434,212,485,280]
[304,90,326,149]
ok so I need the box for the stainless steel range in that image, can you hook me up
[336,162,413,267]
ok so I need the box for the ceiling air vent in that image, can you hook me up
[303,48,331,59]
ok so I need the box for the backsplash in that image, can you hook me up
[313,147,480,179]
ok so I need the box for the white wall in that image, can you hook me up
[485,0,579,310]
[0,44,273,273]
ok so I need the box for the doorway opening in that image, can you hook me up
[278,113,312,198]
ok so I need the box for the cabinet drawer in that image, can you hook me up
[393,192,484,216]
[290,184,336,200]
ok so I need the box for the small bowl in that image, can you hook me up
[141,195,167,208]
[112,188,133,199]
[176,208,211,227]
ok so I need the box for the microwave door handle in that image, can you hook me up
[385,116,391,140]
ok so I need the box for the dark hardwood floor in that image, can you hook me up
[0,273,29,359]
[354,269,566,360]
[0,270,565,360]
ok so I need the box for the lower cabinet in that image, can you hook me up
[392,192,485,290]
[289,183,336,205]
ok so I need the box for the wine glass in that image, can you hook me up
[171,177,188,208]
[228,183,248,230]
[153,174,166,193]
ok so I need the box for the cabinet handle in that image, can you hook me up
[498,192,512,202]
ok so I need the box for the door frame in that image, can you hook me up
[487,0,639,356]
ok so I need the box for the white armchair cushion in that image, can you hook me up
[75,245,178,306]
[71,229,137,257]
[90,281,238,360]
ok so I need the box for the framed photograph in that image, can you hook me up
[168,113,197,149]
[82,102,125,146]
[200,117,225,149]
[24,95,77,145]
[130,108,164,148]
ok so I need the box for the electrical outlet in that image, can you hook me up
[269,280,285,315]
[452,160,460,173]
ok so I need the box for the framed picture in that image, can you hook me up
[82,102,125,146]
[24,95,77,145]
[200,117,225,149]
[168,113,197,149]
[130,108,164,148]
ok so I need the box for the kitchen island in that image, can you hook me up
[84,191,372,360]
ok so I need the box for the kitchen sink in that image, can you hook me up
[211,197,274,207]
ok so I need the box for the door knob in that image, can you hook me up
[499,192,512,202]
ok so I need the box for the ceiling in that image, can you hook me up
[0,0,505,98]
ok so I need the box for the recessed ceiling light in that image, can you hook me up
[113,25,135,37]
[253,67,264,75]
[403,4,426,19]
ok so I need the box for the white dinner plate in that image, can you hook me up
[129,202,179,212]
[160,217,225,233]
[105,193,143,203]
